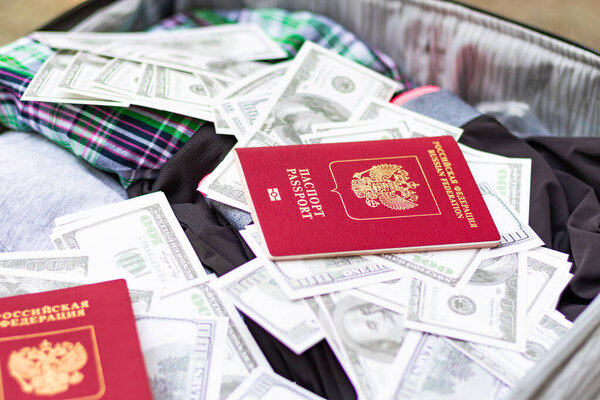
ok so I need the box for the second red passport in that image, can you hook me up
[235,136,500,260]
[0,280,153,400]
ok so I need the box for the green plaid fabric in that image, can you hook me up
[0,9,411,187]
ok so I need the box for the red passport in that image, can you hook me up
[0,280,153,400]
[235,136,500,260]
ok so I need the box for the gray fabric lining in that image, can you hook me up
[67,0,600,139]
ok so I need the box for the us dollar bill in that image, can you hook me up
[21,50,127,105]
[154,66,212,105]
[352,98,464,140]
[250,41,400,144]
[217,95,276,138]
[405,252,527,351]
[92,57,142,97]
[213,258,325,355]
[155,280,270,399]
[524,251,572,326]
[478,182,544,258]
[219,61,291,99]
[215,62,290,137]
[227,369,326,400]
[461,146,532,221]
[51,191,208,289]
[239,226,405,299]
[133,64,214,121]
[136,315,227,400]
[371,247,481,289]
[450,311,572,386]
[302,120,411,144]
[0,250,90,276]
[34,24,287,68]
[316,293,422,400]
[58,51,131,104]
[381,334,511,400]
[354,278,410,314]
[0,270,157,315]
[213,109,233,135]
[530,246,569,261]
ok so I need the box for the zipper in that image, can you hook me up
[443,0,600,56]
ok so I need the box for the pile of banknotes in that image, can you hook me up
[14,24,574,400]
[24,24,288,121]
[4,192,324,400]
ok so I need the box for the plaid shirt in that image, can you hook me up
[0,9,411,187]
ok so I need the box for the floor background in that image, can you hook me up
[0,0,598,50]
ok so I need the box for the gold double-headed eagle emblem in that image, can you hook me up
[8,339,88,396]
[351,164,419,210]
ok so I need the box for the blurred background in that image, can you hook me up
[0,0,598,50]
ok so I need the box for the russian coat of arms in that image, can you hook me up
[351,164,419,210]
[8,339,88,395]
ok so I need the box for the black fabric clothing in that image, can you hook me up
[126,122,251,273]
[461,116,600,322]
[523,136,600,320]
[127,115,600,399]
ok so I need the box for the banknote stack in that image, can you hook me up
[189,36,572,400]
[0,191,327,400]
[23,25,289,122]
[13,24,575,400]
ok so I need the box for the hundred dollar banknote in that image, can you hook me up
[478,182,544,258]
[302,120,411,144]
[133,64,215,121]
[405,252,527,351]
[227,369,326,400]
[136,315,227,400]
[239,226,405,299]
[0,250,90,276]
[214,61,290,137]
[315,293,422,400]
[21,50,127,106]
[154,66,212,105]
[524,250,572,326]
[371,247,481,290]
[450,311,572,386]
[104,41,270,82]
[351,98,464,140]
[34,24,287,71]
[530,246,569,261]
[154,280,270,399]
[92,57,142,97]
[353,278,410,314]
[213,258,325,355]
[0,270,157,315]
[461,145,532,221]
[380,334,511,400]
[58,51,132,104]
[54,194,150,227]
[250,41,400,144]
[51,191,208,289]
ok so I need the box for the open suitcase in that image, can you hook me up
[2,0,600,399]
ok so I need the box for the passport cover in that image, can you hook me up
[235,136,500,260]
[0,280,153,400]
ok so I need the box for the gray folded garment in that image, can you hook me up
[0,130,127,252]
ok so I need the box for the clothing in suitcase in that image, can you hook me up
[0,1,599,399]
